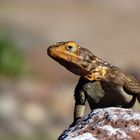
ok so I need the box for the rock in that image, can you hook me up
[58,107,140,140]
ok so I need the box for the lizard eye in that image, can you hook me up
[66,45,77,53]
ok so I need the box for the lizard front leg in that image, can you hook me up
[74,91,86,122]
[73,78,87,124]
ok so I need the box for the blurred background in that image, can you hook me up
[0,0,140,139]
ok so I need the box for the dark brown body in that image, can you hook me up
[47,41,140,124]
[75,77,136,111]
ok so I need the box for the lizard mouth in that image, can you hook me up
[47,46,70,63]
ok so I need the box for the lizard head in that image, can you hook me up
[47,41,96,76]
[47,41,80,62]
[47,41,109,80]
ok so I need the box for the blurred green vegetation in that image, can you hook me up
[0,28,27,78]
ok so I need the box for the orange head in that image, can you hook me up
[47,41,95,76]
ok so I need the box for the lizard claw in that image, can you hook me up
[69,117,82,127]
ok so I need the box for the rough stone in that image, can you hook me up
[59,107,140,140]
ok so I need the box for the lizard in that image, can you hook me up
[47,41,140,124]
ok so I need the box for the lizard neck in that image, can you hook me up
[84,56,116,81]
[94,57,114,68]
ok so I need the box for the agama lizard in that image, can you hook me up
[47,41,140,123]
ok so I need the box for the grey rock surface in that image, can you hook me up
[59,107,140,140]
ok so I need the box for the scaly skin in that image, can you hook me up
[47,41,140,123]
